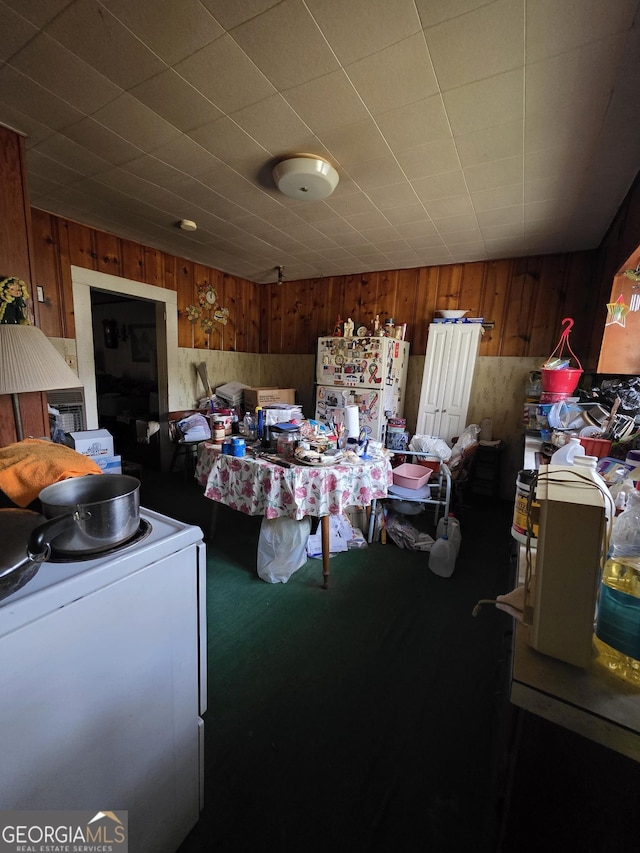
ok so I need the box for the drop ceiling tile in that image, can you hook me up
[189,116,268,166]
[525,38,623,117]
[367,182,421,209]
[425,0,523,91]
[120,154,193,189]
[26,148,83,184]
[282,70,369,135]
[396,220,440,240]
[231,0,339,91]
[347,156,406,190]
[471,183,523,211]
[361,225,402,244]
[346,210,395,230]
[175,34,276,113]
[325,193,378,217]
[432,211,478,233]
[231,95,318,154]
[463,157,523,193]
[476,205,522,229]
[130,70,224,134]
[149,135,222,176]
[45,1,165,89]
[0,66,84,132]
[103,0,224,65]
[306,0,421,65]
[376,95,452,151]
[63,117,144,165]
[31,132,112,176]
[0,3,38,60]
[199,0,280,29]
[411,170,467,201]
[92,93,181,152]
[455,120,523,168]
[425,194,474,219]
[415,0,494,29]
[443,68,523,136]
[284,200,336,224]
[318,118,390,166]
[395,140,460,181]
[3,0,73,27]
[345,33,438,116]
[526,0,637,63]
[10,32,121,113]
[383,203,430,226]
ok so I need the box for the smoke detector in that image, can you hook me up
[272,155,339,201]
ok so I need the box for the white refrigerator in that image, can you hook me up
[315,335,410,442]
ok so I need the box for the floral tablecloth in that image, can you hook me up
[195,445,392,520]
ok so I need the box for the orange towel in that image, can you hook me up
[0,438,102,507]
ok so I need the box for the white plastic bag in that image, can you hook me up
[257,516,311,583]
[408,434,452,460]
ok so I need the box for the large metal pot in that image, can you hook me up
[30,474,141,558]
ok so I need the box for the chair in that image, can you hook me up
[167,410,207,481]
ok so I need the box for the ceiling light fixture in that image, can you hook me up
[178,219,197,231]
[276,266,285,286]
[272,155,339,201]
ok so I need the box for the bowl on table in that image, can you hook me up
[437,309,468,319]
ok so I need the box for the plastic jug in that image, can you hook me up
[429,521,457,577]
[436,513,462,556]
[550,436,585,465]
[594,488,640,686]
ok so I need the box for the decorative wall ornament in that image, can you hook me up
[0,276,30,324]
[185,284,230,335]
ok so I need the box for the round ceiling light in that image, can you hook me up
[179,218,197,231]
[272,155,339,201]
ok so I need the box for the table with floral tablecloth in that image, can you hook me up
[195,444,392,587]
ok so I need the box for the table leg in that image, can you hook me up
[321,514,330,589]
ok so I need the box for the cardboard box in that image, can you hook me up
[94,454,122,474]
[69,429,114,457]
[244,387,296,411]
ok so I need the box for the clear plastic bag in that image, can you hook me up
[257,516,311,583]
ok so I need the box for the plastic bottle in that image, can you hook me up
[550,435,585,465]
[436,513,462,556]
[593,488,640,687]
[429,520,457,577]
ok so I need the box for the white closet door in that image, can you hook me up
[417,324,482,443]
[416,324,450,437]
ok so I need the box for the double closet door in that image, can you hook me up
[416,323,482,445]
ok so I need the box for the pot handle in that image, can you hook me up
[27,513,76,562]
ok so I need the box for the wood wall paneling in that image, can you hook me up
[31,209,66,338]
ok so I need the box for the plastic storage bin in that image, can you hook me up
[392,463,432,490]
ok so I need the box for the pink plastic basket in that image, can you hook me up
[392,463,432,490]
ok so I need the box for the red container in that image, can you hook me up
[541,367,582,395]
[579,437,612,459]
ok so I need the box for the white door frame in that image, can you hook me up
[71,266,179,469]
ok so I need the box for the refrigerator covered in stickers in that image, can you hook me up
[314,335,410,443]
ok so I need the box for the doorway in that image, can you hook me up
[71,266,179,471]
[91,289,159,466]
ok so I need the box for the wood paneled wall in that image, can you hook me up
[31,207,606,366]
[30,187,640,370]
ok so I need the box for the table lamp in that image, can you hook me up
[0,324,82,441]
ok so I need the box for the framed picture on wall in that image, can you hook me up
[130,325,155,363]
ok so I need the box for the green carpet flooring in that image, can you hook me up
[140,473,516,853]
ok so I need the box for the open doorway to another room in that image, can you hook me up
[71,266,180,473]
[91,290,159,468]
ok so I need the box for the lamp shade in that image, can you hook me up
[0,324,82,395]
[273,156,339,201]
